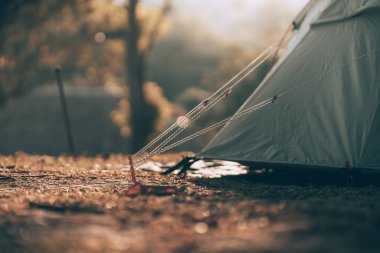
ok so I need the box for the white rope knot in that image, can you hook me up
[224,88,232,97]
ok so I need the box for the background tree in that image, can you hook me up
[0,0,172,152]
[0,0,294,153]
[125,0,171,151]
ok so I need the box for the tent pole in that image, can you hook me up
[54,67,75,157]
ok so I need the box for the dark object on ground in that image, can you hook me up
[161,156,199,175]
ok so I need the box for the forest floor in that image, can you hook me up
[1,153,380,253]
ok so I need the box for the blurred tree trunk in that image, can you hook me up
[126,0,149,152]
[125,0,171,152]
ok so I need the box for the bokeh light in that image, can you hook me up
[94,32,106,43]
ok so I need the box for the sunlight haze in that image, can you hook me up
[141,0,309,48]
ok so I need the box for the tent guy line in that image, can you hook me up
[146,51,273,161]
[155,45,380,160]
[140,99,275,165]
[132,45,380,169]
[134,47,276,164]
[132,45,277,161]
[278,47,380,98]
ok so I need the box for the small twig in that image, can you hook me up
[14,174,52,178]
[0,176,13,181]
[0,165,16,169]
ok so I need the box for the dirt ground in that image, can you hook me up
[1,153,380,253]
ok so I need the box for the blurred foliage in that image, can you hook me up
[168,46,272,138]
[200,46,271,123]
[148,21,275,133]
[111,81,172,139]
[176,87,211,111]
[0,0,173,148]
[0,0,286,152]
[147,19,223,100]
[1,0,122,101]
[0,0,170,100]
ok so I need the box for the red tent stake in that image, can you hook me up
[128,156,137,184]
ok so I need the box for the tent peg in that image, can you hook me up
[128,156,137,184]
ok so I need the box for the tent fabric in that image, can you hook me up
[292,0,324,29]
[293,0,380,28]
[197,0,380,171]
[313,0,380,25]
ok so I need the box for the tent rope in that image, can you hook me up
[278,47,380,98]
[134,98,274,167]
[132,45,277,162]
[132,45,380,168]
[144,51,273,160]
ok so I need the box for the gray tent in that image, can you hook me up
[197,0,380,172]
[0,85,127,155]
